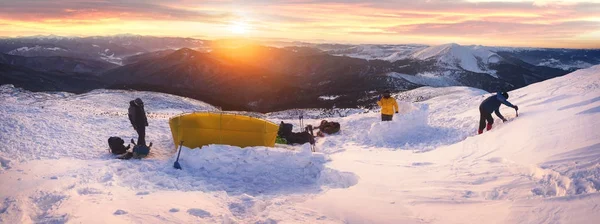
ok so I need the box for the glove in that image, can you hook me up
[514,105,519,111]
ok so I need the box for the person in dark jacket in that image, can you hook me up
[478,92,518,134]
[128,98,148,146]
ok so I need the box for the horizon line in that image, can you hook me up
[1,33,599,50]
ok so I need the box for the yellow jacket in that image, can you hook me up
[377,97,399,115]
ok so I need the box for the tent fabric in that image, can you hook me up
[169,112,279,149]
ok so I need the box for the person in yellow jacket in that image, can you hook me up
[377,90,399,121]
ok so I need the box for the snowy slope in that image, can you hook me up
[1,65,600,223]
[410,43,502,76]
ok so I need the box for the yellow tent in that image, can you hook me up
[169,112,279,149]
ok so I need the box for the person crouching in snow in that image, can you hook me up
[478,92,518,134]
[128,98,149,146]
[377,90,399,121]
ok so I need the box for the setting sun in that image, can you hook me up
[228,21,249,35]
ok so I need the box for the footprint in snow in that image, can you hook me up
[169,208,180,213]
[255,218,278,224]
[114,209,128,215]
[187,208,212,218]
[77,188,103,195]
[136,191,150,196]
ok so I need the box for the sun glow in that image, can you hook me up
[228,21,250,35]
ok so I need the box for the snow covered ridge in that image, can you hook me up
[1,65,600,223]
[318,95,341,100]
[8,45,67,54]
[323,44,427,61]
[409,43,502,76]
[386,72,461,87]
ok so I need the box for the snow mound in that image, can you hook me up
[111,144,357,195]
[364,104,466,151]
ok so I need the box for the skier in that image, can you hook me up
[377,90,399,121]
[478,92,518,134]
[128,98,148,146]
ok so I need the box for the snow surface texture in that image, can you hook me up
[1,65,600,223]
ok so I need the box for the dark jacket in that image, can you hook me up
[128,100,148,129]
[480,92,515,120]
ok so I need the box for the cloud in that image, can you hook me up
[0,0,598,48]
[0,0,234,22]
[385,20,600,38]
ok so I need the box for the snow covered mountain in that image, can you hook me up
[0,53,117,74]
[314,42,600,72]
[1,35,596,112]
[318,44,427,61]
[409,43,502,76]
[0,35,208,65]
[1,65,599,223]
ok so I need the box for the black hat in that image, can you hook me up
[134,98,144,106]
[383,90,391,98]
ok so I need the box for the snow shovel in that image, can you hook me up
[173,141,184,170]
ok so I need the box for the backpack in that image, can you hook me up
[133,145,150,156]
[108,137,130,155]
[277,122,294,138]
[277,122,315,145]
[318,120,341,135]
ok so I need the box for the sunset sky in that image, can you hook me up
[0,0,599,48]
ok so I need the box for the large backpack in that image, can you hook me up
[318,120,341,135]
[277,122,315,145]
[277,122,294,138]
[108,137,129,155]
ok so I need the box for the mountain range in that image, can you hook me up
[1,35,599,112]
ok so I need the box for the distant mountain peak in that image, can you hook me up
[410,43,502,75]
[411,43,464,60]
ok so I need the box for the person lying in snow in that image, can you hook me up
[376,90,399,121]
[128,98,148,146]
[478,92,518,134]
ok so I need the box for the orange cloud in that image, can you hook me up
[0,0,598,48]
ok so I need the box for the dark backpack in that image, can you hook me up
[278,122,294,138]
[318,120,340,135]
[108,137,130,155]
[133,145,150,156]
[277,122,314,145]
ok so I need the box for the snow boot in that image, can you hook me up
[486,124,492,131]
[478,129,483,135]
